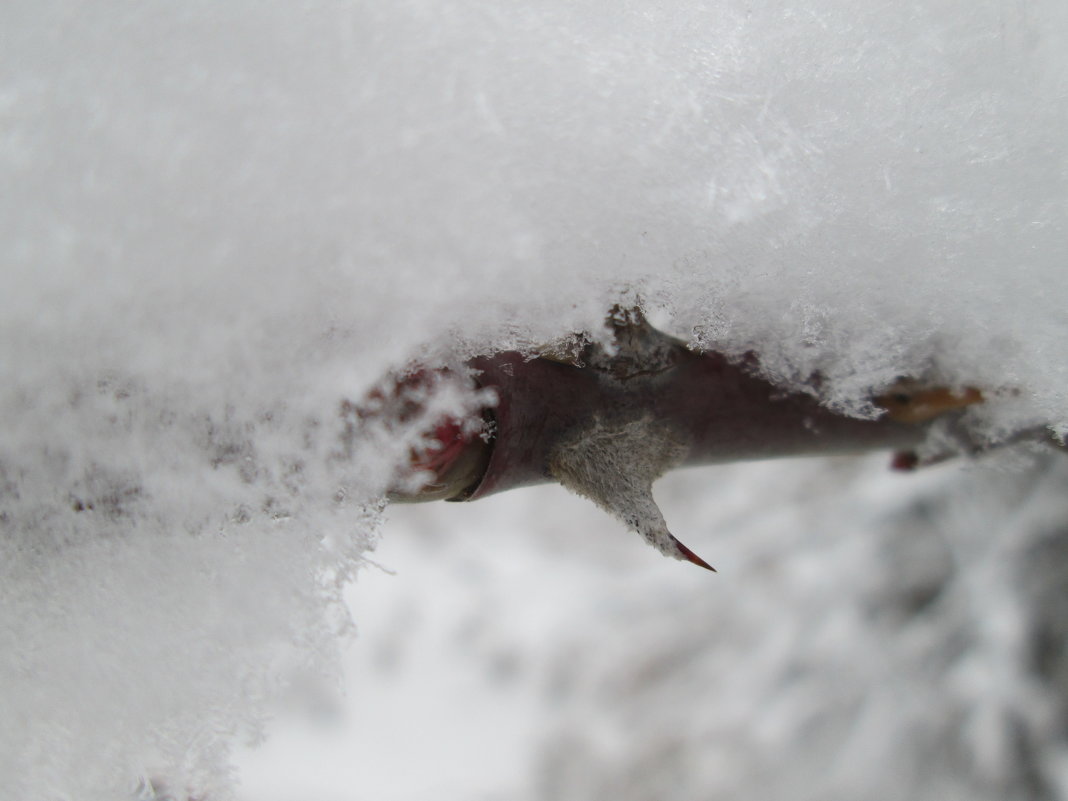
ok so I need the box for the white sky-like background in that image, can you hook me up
[2,1,1067,799]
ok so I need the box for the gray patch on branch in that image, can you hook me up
[548,416,688,561]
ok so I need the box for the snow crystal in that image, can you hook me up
[2,0,1066,798]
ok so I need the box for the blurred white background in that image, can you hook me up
[239,452,1068,801]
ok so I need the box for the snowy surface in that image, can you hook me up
[2,0,1067,799]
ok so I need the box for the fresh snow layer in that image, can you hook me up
[2,0,1067,799]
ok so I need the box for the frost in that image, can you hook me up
[2,0,1067,798]
[550,415,689,561]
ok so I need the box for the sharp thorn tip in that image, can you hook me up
[670,534,717,572]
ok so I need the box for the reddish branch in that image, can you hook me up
[380,310,987,568]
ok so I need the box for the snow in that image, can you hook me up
[2,0,1067,798]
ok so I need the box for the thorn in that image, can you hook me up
[670,534,717,572]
